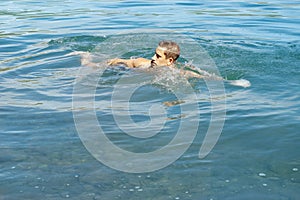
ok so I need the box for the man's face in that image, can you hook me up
[151,47,173,67]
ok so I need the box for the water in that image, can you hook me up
[1,0,299,199]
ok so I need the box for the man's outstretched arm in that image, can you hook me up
[180,69,205,79]
[107,58,150,68]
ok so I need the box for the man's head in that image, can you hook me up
[151,41,180,67]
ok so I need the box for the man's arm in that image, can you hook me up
[180,69,204,79]
[67,51,151,68]
[107,58,151,68]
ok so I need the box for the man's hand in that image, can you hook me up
[67,51,92,66]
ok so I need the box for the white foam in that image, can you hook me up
[228,79,251,88]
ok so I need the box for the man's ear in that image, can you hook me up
[168,57,174,65]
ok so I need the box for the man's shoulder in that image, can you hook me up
[133,58,151,68]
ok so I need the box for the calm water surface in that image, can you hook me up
[1,0,299,199]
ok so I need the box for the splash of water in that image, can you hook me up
[228,79,251,88]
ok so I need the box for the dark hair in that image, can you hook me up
[158,41,180,61]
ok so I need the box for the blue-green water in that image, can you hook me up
[1,0,299,199]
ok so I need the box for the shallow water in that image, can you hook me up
[1,0,300,199]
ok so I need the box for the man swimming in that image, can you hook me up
[107,40,204,78]
[108,40,179,68]
[73,40,204,79]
